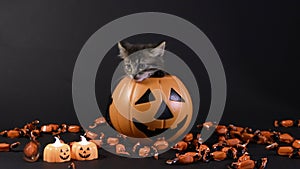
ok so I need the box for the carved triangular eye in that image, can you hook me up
[135,89,155,105]
[169,88,185,102]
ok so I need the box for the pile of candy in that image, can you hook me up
[165,119,299,168]
[0,118,299,169]
[0,120,81,162]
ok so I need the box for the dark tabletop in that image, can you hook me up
[0,0,299,168]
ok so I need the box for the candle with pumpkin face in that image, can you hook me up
[43,137,71,163]
[71,136,98,161]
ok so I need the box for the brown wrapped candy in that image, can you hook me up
[229,125,244,138]
[259,131,272,139]
[222,147,238,159]
[172,141,188,151]
[279,133,294,144]
[216,125,228,135]
[259,130,278,144]
[40,124,59,133]
[0,142,20,152]
[89,117,106,129]
[281,120,294,127]
[68,125,81,133]
[23,140,40,162]
[292,140,300,149]
[178,152,199,164]
[274,120,296,127]
[198,144,210,153]
[184,152,201,160]
[183,133,193,142]
[237,153,251,162]
[107,137,119,146]
[0,130,21,138]
[233,160,255,169]
[166,152,200,165]
[274,120,279,127]
[7,130,21,138]
[85,131,98,140]
[277,146,294,156]
[254,130,270,144]
[139,146,151,157]
[226,138,241,147]
[241,132,254,142]
[231,156,268,169]
[116,144,130,155]
[153,137,169,151]
[211,151,227,161]
[0,143,12,152]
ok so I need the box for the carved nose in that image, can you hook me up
[154,101,174,120]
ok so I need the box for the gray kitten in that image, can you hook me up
[118,41,166,82]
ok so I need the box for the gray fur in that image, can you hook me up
[118,41,166,82]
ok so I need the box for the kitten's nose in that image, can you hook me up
[133,74,139,80]
[133,74,144,82]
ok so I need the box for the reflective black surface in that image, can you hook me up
[0,0,299,168]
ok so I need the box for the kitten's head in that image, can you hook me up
[118,41,166,82]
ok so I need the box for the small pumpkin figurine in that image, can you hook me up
[71,136,98,161]
[43,137,71,163]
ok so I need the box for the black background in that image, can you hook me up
[0,0,299,168]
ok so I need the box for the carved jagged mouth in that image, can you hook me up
[79,153,91,159]
[60,155,69,160]
[133,120,168,137]
[133,115,188,138]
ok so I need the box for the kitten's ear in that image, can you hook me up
[151,41,166,57]
[118,42,127,58]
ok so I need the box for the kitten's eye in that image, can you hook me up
[125,64,132,71]
[139,64,145,70]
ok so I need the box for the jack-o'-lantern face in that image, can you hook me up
[71,136,98,161]
[78,146,91,158]
[59,148,70,160]
[109,75,193,140]
[43,137,71,163]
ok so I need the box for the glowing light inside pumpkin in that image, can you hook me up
[52,137,63,147]
[79,135,90,145]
